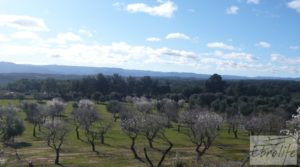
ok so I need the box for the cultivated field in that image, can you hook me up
[0,99,250,167]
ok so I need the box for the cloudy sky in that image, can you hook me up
[0,0,299,77]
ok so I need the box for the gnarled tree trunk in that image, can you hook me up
[130,137,144,163]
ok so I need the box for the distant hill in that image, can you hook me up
[0,62,299,83]
[0,62,213,79]
[0,73,83,86]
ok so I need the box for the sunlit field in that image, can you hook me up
[0,99,250,167]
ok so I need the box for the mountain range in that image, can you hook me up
[0,62,299,81]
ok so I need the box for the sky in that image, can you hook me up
[0,0,299,77]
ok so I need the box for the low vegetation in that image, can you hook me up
[0,74,299,166]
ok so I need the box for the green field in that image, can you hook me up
[0,99,250,167]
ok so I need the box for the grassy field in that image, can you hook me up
[0,99,250,167]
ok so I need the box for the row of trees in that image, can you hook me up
[0,97,220,166]
[0,96,297,166]
[116,98,223,166]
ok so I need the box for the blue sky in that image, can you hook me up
[0,0,299,77]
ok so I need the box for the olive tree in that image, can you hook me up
[121,112,173,166]
[98,119,113,144]
[84,125,99,152]
[44,120,69,165]
[157,98,179,124]
[72,99,99,140]
[0,106,25,161]
[244,113,285,136]
[181,111,222,161]
[75,100,100,152]
[47,98,66,121]
[134,99,153,114]
[143,132,173,167]
[178,110,197,132]
[84,118,113,150]
[107,100,123,122]
[121,113,144,162]
[140,114,168,149]
[0,106,25,143]
[74,100,113,147]
[22,102,45,137]
[264,111,287,135]
[141,115,173,167]
[227,112,244,139]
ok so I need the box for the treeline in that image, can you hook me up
[4,73,300,115]
[6,74,173,100]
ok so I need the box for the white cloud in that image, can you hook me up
[0,14,48,31]
[11,31,41,40]
[207,42,236,50]
[226,6,239,15]
[0,34,8,42]
[289,45,299,50]
[256,41,271,48]
[126,1,177,18]
[0,42,199,67]
[271,53,281,61]
[214,50,255,62]
[113,2,125,8]
[47,32,82,44]
[271,53,300,65]
[270,54,300,73]
[247,0,260,5]
[287,0,300,13]
[1,29,298,75]
[78,29,93,37]
[165,32,190,40]
[146,37,161,42]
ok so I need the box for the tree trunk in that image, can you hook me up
[101,133,104,144]
[55,149,60,164]
[75,126,80,140]
[130,137,144,163]
[233,130,238,139]
[90,141,96,152]
[196,144,207,161]
[177,124,181,132]
[143,148,154,167]
[33,124,37,137]
[148,138,153,149]
[157,142,173,167]
[114,114,118,122]
[47,138,51,147]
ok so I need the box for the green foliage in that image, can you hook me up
[3,73,300,120]
[205,74,226,93]
[0,106,25,142]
